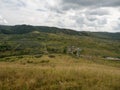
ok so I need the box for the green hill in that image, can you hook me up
[0,25,120,90]
[0,25,120,40]
[0,25,120,58]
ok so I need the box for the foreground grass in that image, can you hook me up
[0,54,120,90]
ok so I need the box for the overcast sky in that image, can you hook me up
[0,0,120,32]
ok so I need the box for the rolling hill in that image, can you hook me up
[0,25,120,90]
[0,25,120,40]
[0,25,120,58]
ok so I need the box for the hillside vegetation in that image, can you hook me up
[0,25,120,58]
[0,25,120,90]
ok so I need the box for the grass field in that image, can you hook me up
[0,54,120,90]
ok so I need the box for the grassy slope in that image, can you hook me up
[0,54,120,90]
[0,25,120,58]
[0,25,120,90]
[0,32,120,58]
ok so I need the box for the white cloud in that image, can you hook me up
[0,0,120,32]
[0,15,8,24]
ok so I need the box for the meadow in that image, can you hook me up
[0,54,120,90]
[0,25,120,90]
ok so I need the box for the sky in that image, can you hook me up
[0,0,120,32]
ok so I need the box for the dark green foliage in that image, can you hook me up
[0,44,11,51]
[63,47,67,54]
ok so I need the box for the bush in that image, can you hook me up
[40,60,49,63]
[48,55,55,58]
[27,60,33,63]
[34,54,43,58]
[0,44,12,52]
[17,56,24,59]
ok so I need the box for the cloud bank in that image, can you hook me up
[0,0,120,32]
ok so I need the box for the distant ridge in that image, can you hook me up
[0,25,120,40]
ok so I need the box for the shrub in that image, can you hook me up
[27,60,33,63]
[40,60,49,63]
[17,56,24,59]
[34,54,43,58]
[48,55,55,58]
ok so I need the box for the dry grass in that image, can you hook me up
[0,54,120,90]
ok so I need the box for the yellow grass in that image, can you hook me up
[0,54,120,90]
